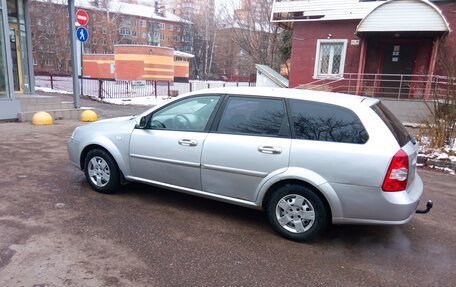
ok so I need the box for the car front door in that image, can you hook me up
[129,95,222,190]
[201,96,291,202]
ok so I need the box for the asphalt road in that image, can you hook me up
[0,102,455,286]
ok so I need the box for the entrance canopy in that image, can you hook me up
[356,0,450,33]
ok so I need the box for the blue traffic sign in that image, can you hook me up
[76,27,89,43]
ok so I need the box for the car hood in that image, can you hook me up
[93,116,136,125]
[79,116,137,133]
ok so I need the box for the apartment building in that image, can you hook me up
[234,0,273,21]
[161,0,215,20]
[31,0,192,75]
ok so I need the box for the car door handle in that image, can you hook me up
[258,146,282,154]
[178,139,198,147]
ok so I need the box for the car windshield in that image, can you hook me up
[150,96,220,131]
[159,99,210,116]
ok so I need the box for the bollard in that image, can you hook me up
[80,110,98,122]
[32,112,53,125]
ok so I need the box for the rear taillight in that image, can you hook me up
[382,149,409,192]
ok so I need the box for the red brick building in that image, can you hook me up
[271,0,456,99]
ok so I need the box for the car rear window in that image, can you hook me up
[371,102,414,147]
[289,99,369,144]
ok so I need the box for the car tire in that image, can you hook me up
[266,184,328,242]
[84,149,120,194]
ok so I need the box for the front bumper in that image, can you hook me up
[67,138,81,169]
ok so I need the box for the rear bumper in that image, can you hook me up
[332,173,424,225]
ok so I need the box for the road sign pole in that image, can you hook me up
[81,41,83,97]
[68,0,80,108]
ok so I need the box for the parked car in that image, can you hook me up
[68,87,427,242]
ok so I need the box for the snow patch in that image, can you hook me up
[436,153,449,160]
[36,86,73,95]
[428,166,456,175]
[101,96,171,106]
[417,136,455,175]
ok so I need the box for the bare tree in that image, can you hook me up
[30,0,71,74]
[31,0,122,74]
[187,6,217,80]
[422,40,456,148]
[222,0,283,71]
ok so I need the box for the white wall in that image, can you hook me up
[256,71,281,88]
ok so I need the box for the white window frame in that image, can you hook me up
[313,39,348,79]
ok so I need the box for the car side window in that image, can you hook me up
[289,99,369,144]
[216,96,289,137]
[149,95,221,132]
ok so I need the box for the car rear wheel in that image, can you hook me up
[84,149,120,194]
[266,184,328,242]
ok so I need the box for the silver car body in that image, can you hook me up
[68,87,423,225]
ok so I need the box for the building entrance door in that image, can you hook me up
[9,23,22,92]
[380,43,416,98]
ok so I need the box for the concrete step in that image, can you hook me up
[18,107,94,122]
[16,95,64,105]
[17,95,77,113]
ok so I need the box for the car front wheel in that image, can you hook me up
[266,184,328,242]
[84,149,120,194]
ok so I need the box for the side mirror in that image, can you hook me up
[136,116,148,129]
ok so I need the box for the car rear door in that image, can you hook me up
[201,96,291,202]
[129,95,222,190]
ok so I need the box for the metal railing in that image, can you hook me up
[36,73,451,101]
[35,75,256,99]
[298,73,453,100]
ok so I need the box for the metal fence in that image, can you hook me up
[35,75,256,99]
[299,73,454,100]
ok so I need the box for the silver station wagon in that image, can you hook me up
[68,87,431,242]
